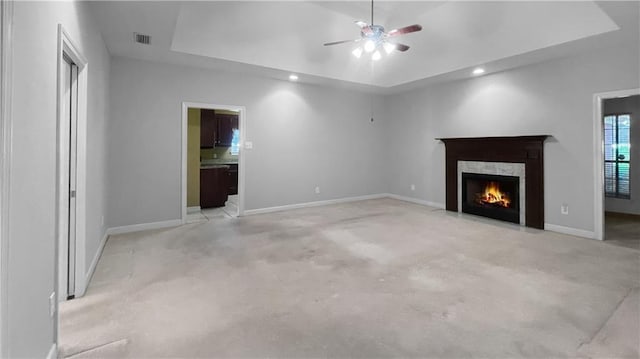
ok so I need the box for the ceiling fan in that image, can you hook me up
[323,0,422,60]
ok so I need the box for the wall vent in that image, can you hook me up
[134,33,151,45]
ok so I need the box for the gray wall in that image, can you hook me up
[107,57,388,227]
[604,95,640,215]
[384,45,640,235]
[9,1,110,356]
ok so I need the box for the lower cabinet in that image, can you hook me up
[227,164,238,195]
[200,167,229,208]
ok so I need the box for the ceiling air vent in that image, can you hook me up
[134,33,151,45]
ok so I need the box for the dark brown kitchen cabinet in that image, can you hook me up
[215,114,238,147]
[227,164,238,195]
[200,109,217,148]
[200,167,229,208]
[200,110,238,148]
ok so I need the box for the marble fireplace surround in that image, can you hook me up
[439,136,549,229]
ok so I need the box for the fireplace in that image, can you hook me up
[462,173,520,224]
[438,136,549,229]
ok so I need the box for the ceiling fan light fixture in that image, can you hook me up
[364,40,376,53]
[323,0,422,60]
[383,42,396,54]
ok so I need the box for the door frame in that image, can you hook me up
[592,88,640,241]
[56,24,89,306]
[181,102,246,222]
[0,1,13,356]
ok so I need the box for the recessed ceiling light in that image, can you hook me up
[289,74,299,81]
[472,68,485,76]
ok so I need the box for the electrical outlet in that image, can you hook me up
[561,203,569,215]
[49,292,56,317]
[411,184,416,191]
[245,141,253,149]
[315,186,320,194]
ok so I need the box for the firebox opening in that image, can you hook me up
[462,172,520,224]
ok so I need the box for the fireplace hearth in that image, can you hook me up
[462,172,520,224]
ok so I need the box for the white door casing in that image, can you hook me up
[56,25,88,310]
[592,88,640,241]
[181,102,246,222]
[0,1,13,357]
[58,55,79,299]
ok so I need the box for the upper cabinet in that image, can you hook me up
[200,109,238,148]
[200,109,217,148]
[216,114,239,147]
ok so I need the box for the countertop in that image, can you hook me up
[200,164,230,169]
[200,159,238,169]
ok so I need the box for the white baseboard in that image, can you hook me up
[386,193,445,209]
[243,193,388,216]
[545,223,597,240]
[106,219,182,236]
[187,206,201,214]
[46,344,57,359]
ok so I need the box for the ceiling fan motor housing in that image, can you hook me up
[363,24,386,44]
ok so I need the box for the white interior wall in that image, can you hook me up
[4,1,639,355]
[384,44,640,236]
[107,57,388,228]
[9,1,110,357]
[604,95,640,215]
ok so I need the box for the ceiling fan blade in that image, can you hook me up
[323,39,361,46]
[392,43,410,52]
[387,24,422,37]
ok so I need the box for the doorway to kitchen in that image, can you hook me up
[181,102,245,223]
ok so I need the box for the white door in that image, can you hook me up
[59,54,78,300]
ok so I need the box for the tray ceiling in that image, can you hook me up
[89,1,637,92]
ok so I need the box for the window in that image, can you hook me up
[230,128,240,155]
[604,114,631,199]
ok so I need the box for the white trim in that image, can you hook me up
[0,1,12,356]
[78,231,108,297]
[243,194,388,216]
[187,206,201,214]
[386,194,445,209]
[106,219,182,236]
[181,102,246,224]
[544,223,596,240]
[56,25,89,302]
[592,88,640,241]
[46,343,57,359]
[238,106,247,218]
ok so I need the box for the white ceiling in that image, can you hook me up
[89,1,639,93]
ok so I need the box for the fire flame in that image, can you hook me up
[476,181,511,208]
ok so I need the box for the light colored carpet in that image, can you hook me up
[59,198,640,358]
